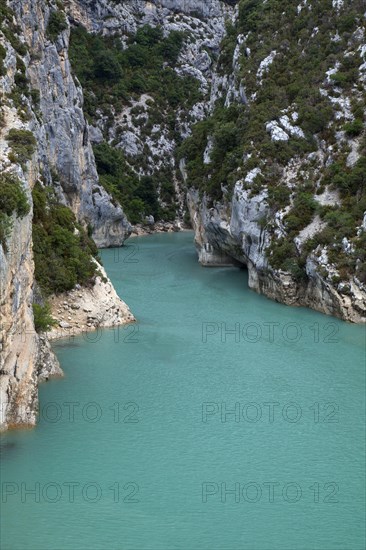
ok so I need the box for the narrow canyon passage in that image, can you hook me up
[1,233,365,550]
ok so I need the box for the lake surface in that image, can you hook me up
[1,232,365,550]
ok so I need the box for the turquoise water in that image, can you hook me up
[1,232,365,550]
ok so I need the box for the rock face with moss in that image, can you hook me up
[66,0,236,225]
[18,0,132,247]
[0,109,63,430]
[0,0,132,431]
[182,0,366,323]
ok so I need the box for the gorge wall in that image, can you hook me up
[181,0,366,323]
[0,0,133,430]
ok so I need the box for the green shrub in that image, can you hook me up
[0,0,13,22]
[285,192,317,234]
[283,257,308,282]
[6,128,36,166]
[268,239,295,270]
[30,88,40,106]
[158,30,184,64]
[327,156,366,196]
[2,27,27,56]
[32,183,99,295]
[14,71,28,91]
[217,22,237,72]
[134,25,163,47]
[267,185,291,209]
[0,172,30,249]
[0,172,30,217]
[212,122,238,161]
[324,209,358,238]
[337,13,356,33]
[238,0,262,33]
[32,303,57,332]
[46,10,67,41]
[267,237,307,281]
[0,213,13,249]
[351,99,365,120]
[0,43,6,76]
[299,102,333,135]
[329,71,348,86]
[127,198,146,224]
[330,56,360,89]
[343,119,364,137]
[94,50,122,81]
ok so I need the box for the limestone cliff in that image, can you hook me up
[181,0,366,323]
[0,0,133,431]
[13,0,132,247]
[187,186,366,323]
[64,0,236,225]
[0,93,62,429]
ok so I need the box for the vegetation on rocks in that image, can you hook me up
[180,0,365,284]
[315,153,366,282]
[0,0,27,56]
[0,43,6,76]
[32,303,57,332]
[0,172,30,249]
[69,25,199,120]
[32,183,100,295]
[6,129,36,166]
[69,24,201,223]
[94,142,176,223]
[46,10,68,41]
[183,0,364,197]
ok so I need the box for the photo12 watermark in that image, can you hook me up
[0,401,141,425]
[0,320,140,345]
[201,401,340,424]
[1,481,140,504]
[202,321,340,344]
[99,243,140,264]
[201,481,339,504]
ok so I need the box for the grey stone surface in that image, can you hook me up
[13,0,131,247]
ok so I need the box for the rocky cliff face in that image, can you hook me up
[182,0,366,323]
[187,186,366,323]
[46,261,135,339]
[0,79,63,429]
[13,0,131,247]
[64,0,236,225]
[0,0,133,431]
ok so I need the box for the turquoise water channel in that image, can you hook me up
[1,232,365,549]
